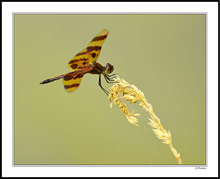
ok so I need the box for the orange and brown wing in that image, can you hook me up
[68,29,109,71]
[86,29,108,64]
[63,64,94,92]
[68,48,89,71]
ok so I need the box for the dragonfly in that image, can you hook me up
[40,29,117,95]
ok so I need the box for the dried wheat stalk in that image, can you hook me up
[109,77,182,165]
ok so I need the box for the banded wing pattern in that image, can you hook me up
[40,29,112,94]
[63,64,95,92]
[68,48,89,71]
[87,29,108,64]
[68,29,109,71]
[64,29,109,92]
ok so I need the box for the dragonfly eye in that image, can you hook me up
[105,63,114,74]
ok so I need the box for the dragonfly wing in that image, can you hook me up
[68,29,109,72]
[63,64,94,92]
[87,29,109,64]
[68,48,89,71]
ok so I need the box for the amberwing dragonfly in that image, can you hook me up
[40,29,117,95]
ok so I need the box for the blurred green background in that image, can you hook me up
[14,14,205,165]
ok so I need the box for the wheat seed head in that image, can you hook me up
[109,76,182,165]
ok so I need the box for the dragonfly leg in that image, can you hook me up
[107,74,118,78]
[99,75,109,96]
[104,75,116,84]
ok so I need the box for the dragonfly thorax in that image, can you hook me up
[89,62,104,75]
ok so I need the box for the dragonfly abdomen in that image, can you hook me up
[40,75,65,84]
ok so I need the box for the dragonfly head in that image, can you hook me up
[104,63,114,74]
